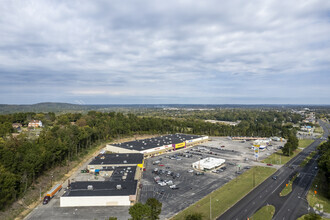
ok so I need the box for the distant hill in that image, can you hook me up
[0,102,94,114]
[0,102,161,114]
[0,102,328,114]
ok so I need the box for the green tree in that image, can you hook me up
[303,213,321,220]
[108,217,118,220]
[317,136,330,198]
[282,134,298,156]
[0,165,18,210]
[184,212,203,220]
[129,202,151,220]
[146,198,162,220]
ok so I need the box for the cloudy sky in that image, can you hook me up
[0,0,329,104]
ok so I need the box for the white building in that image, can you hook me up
[192,157,225,170]
[60,181,137,207]
[28,120,43,128]
[106,134,208,157]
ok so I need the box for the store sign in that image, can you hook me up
[175,142,186,149]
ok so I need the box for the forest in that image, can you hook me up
[0,109,309,210]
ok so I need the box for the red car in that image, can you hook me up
[267,163,273,166]
[158,164,164,167]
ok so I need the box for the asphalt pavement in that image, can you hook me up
[217,120,329,220]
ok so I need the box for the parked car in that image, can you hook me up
[272,176,277,180]
[188,169,194,173]
[166,180,173,185]
[170,185,179,189]
[267,163,273,166]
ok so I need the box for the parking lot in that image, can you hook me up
[25,137,284,220]
[139,137,285,219]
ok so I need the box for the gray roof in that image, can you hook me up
[111,134,202,151]
[64,180,137,196]
[89,153,143,165]
[63,166,138,197]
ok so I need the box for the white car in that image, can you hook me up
[188,169,194,173]
[166,180,173,185]
[158,182,166,186]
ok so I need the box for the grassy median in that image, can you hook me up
[280,174,297,197]
[250,205,275,220]
[171,166,276,220]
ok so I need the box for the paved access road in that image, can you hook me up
[217,120,329,220]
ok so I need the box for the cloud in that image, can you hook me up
[0,0,329,104]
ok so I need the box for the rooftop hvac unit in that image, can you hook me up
[141,147,144,149]
[127,167,131,170]
[116,185,122,190]
[123,160,127,163]
[87,185,93,190]
[100,156,105,160]
[116,154,119,157]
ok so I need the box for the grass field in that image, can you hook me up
[307,173,330,213]
[299,139,315,149]
[171,166,276,220]
[280,174,297,196]
[250,205,275,220]
[314,126,324,135]
[263,139,314,165]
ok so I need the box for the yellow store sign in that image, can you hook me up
[175,142,186,149]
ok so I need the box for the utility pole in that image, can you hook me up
[253,168,255,187]
[210,196,212,220]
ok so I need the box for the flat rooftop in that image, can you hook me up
[89,153,143,165]
[110,134,202,152]
[63,180,137,197]
[109,166,136,182]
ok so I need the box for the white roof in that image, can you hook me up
[192,157,225,170]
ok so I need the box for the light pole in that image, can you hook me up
[51,173,54,186]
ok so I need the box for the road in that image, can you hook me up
[217,120,329,220]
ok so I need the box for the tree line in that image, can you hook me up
[317,137,330,199]
[0,110,299,210]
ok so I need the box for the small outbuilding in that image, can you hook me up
[192,157,226,171]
